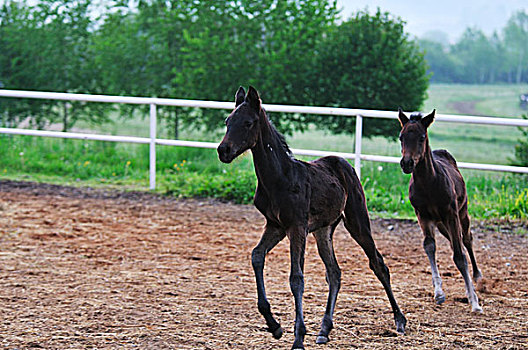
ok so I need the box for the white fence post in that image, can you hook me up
[355,114,363,179]
[149,103,157,190]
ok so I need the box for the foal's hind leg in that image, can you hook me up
[343,188,406,334]
[313,223,341,344]
[460,210,482,286]
[251,223,286,339]
[418,217,446,305]
[439,217,482,313]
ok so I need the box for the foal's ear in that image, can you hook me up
[246,85,261,111]
[235,86,245,107]
[398,108,409,127]
[421,109,436,129]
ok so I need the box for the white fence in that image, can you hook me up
[1,89,528,190]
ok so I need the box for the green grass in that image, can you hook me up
[422,84,528,164]
[1,84,527,221]
[1,134,527,221]
[424,84,528,117]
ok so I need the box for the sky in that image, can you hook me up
[2,0,526,43]
[337,0,528,43]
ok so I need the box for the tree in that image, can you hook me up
[37,0,111,131]
[503,10,528,84]
[311,9,429,138]
[173,0,339,135]
[417,10,528,85]
[0,1,53,128]
[92,0,200,138]
[1,1,430,140]
[418,39,458,83]
[451,28,499,84]
[0,0,111,131]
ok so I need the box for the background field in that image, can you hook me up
[1,84,527,221]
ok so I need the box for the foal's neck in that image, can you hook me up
[251,109,295,184]
[413,138,437,181]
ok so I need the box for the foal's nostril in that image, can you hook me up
[400,158,415,173]
[217,143,233,163]
[217,143,230,156]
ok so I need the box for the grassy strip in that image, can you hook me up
[1,135,526,221]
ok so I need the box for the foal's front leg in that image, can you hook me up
[418,217,446,304]
[440,217,482,313]
[251,224,286,339]
[289,227,307,350]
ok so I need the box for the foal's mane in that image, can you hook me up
[409,112,424,122]
[261,107,293,157]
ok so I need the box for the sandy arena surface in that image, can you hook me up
[0,180,527,349]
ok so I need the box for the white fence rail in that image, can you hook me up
[1,89,527,190]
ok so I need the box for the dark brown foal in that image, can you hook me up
[218,86,406,350]
[398,109,483,313]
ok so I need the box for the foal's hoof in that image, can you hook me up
[435,294,446,305]
[270,326,283,339]
[316,335,329,344]
[396,322,406,335]
[395,313,407,335]
[471,305,483,314]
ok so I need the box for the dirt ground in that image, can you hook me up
[1,180,527,350]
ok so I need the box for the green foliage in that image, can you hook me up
[312,9,429,138]
[1,1,428,139]
[1,134,526,221]
[451,29,500,84]
[173,5,428,138]
[503,10,528,84]
[420,10,528,84]
[419,40,459,83]
[465,173,528,220]
[0,135,148,181]
[162,168,256,204]
[513,115,528,166]
[0,1,55,128]
[361,163,414,217]
[172,0,340,135]
[0,0,112,130]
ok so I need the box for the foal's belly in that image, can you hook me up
[307,187,346,232]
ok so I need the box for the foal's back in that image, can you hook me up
[433,149,467,194]
[437,149,468,200]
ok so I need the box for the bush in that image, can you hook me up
[513,115,528,166]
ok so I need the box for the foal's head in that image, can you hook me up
[217,86,262,163]
[398,109,435,174]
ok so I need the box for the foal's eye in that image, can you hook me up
[420,134,426,142]
[244,120,253,128]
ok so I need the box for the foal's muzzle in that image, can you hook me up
[217,142,235,163]
[400,158,414,174]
